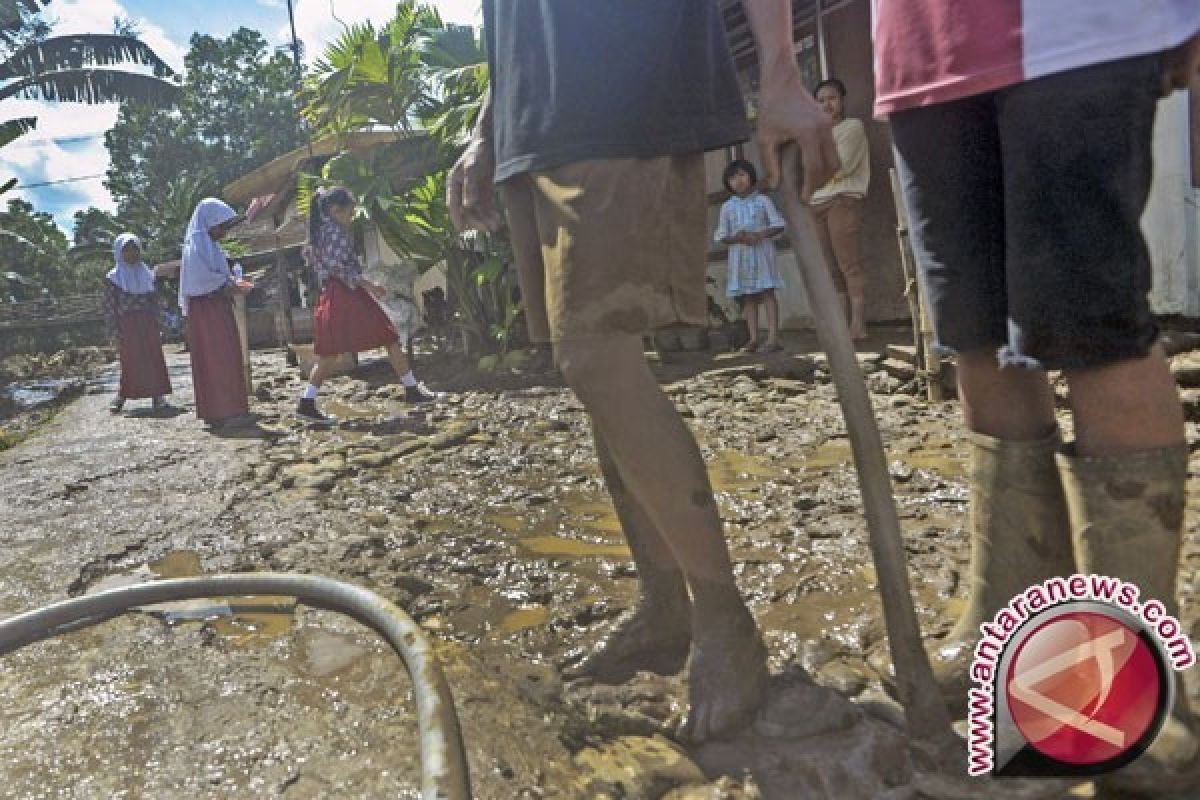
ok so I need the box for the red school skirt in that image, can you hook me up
[313,278,398,357]
[186,291,248,422]
[117,310,171,399]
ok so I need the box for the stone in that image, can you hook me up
[571,735,708,800]
[317,454,346,472]
[294,471,337,491]
[349,451,392,470]
[428,422,480,451]
[280,463,327,487]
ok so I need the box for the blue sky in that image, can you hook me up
[0,0,482,234]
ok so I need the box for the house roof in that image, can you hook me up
[219,129,438,261]
[720,0,828,68]
[222,130,423,207]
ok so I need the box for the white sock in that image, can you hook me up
[401,371,417,387]
[302,384,319,400]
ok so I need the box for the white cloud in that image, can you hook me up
[49,0,186,72]
[258,0,285,8]
[0,0,186,231]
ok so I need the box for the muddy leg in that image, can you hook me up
[563,426,692,683]
[555,335,766,742]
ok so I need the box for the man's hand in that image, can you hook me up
[448,136,503,233]
[1166,32,1200,92]
[742,0,839,201]
[756,76,839,201]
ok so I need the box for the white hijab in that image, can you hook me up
[179,197,238,314]
[106,232,155,295]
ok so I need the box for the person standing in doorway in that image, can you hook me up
[811,78,870,340]
[715,160,786,353]
[179,198,253,430]
[450,0,838,741]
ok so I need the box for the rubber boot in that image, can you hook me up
[1057,444,1200,794]
[930,429,1076,719]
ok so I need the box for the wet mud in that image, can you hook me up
[0,342,1197,798]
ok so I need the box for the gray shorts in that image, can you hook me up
[890,53,1165,370]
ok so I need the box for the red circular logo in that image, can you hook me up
[1005,611,1163,766]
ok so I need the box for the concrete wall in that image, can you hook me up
[1146,90,1200,318]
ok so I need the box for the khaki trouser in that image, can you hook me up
[812,194,865,300]
[498,155,707,344]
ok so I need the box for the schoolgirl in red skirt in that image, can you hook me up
[104,233,171,412]
[180,198,254,428]
[297,186,438,421]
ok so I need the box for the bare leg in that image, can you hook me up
[957,349,1056,440]
[307,356,339,389]
[564,425,692,682]
[848,294,868,341]
[384,341,412,380]
[555,335,766,741]
[762,290,780,348]
[1064,344,1184,455]
[741,296,760,351]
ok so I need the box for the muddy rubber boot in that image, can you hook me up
[929,429,1076,719]
[1057,444,1200,794]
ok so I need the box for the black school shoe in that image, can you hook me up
[404,383,441,404]
[296,397,333,422]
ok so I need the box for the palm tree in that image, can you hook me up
[416,23,488,147]
[0,0,179,258]
[299,3,525,362]
[298,3,442,136]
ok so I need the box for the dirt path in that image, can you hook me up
[1,343,1197,798]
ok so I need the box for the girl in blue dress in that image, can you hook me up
[714,160,786,352]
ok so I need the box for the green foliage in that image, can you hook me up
[0,198,79,295]
[416,24,488,147]
[67,170,213,276]
[299,3,443,135]
[300,2,519,360]
[0,0,51,50]
[104,28,306,225]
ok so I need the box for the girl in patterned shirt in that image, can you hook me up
[297,186,438,422]
[104,233,172,413]
[714,160,786,353]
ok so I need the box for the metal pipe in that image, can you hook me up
[815,0,829,80]
[777,147,958,762]
[0,574,472,800]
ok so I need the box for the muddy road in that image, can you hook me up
[1,340,1197,798]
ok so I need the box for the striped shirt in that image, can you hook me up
[872,0,1200,116]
